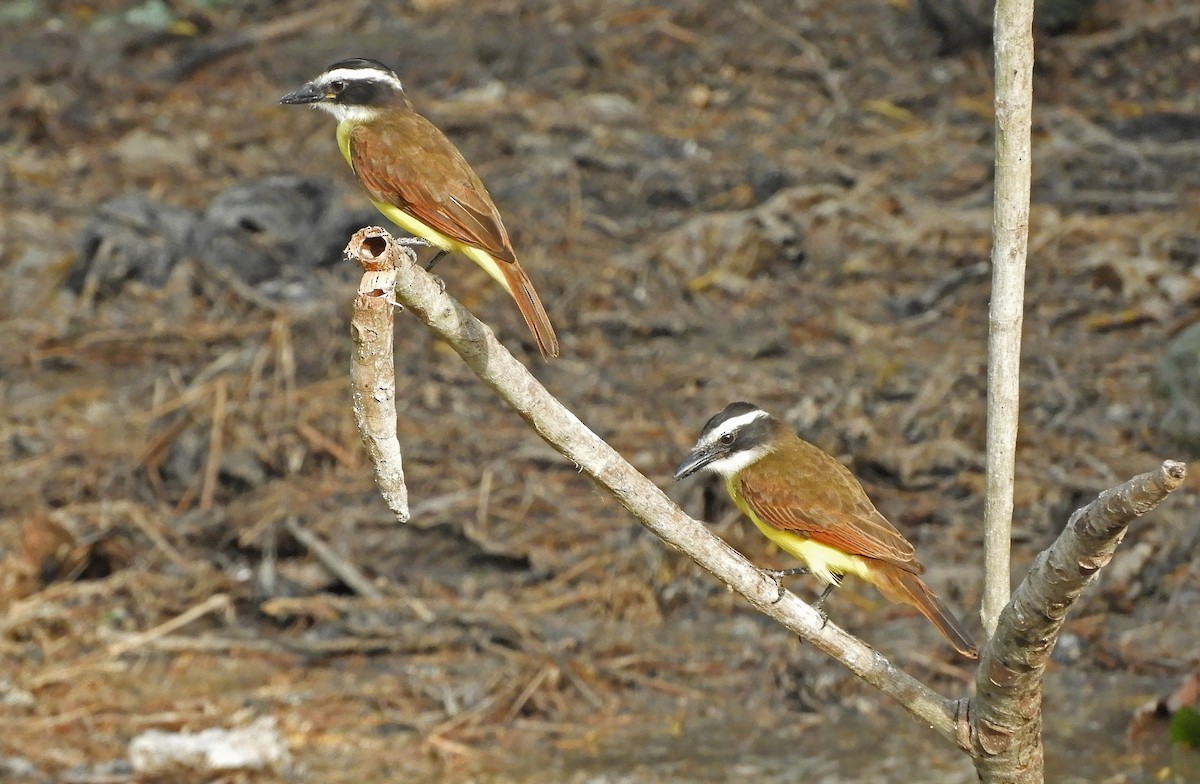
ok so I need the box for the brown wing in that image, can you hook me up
[348,112,517,263]
[739,437,922,573]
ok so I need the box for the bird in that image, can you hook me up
[674,402,979,658]
[280,58,559,358]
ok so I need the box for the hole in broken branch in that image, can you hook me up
[362,236,388,258]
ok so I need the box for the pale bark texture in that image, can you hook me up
[347,229,410,522]
[982,0,1035,638]
[967,461,1187,782]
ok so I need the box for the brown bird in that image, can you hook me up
[280,58,558,358]
[675,402,979,658]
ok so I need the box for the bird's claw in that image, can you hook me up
[814,582,836,610]
[812,582,836,627]
[759,569,789,604]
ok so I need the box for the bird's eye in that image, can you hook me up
[330,80,346,93]
[719,432,736,445]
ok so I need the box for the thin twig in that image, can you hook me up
[982,0,1035,637]
[260,593,436,624]
[108,594,232,657]
[503,665,553,722]
[284,517,383,599]
[124,504,196,575]
[887,260,991,318]
[199,378,227,511]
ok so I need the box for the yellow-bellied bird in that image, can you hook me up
[281,58,558,358]
[675,402,978,658]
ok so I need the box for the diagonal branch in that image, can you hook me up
[968,460,1187,779]
[344,227,965,744]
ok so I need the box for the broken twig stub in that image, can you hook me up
[347,227,411,522]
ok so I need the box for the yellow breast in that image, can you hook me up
[726,477,876,587]
[335,120,356,167]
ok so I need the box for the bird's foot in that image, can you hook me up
[424,250,448,271]
[812,583,837,628]
[429,274,447,293]
[762,567,810,579]
[396,237,433,249]
[758,568,795,604]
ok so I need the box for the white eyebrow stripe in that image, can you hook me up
[321,68,404,92]
[704,409,769,444]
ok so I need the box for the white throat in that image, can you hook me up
[316,103,383,125]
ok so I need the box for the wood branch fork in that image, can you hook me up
[343,229,963,740]
[967,460,1187,781]
[341,229,1189,774]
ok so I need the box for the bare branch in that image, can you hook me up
[968,460,1188,780]
[350,229,967,744]
[346,229,410,522]
[983,0,1035,635]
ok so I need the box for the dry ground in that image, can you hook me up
[2,0,1199,781]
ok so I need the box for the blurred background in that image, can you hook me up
[2,0,1199,781]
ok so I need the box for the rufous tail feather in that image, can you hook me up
[875,565,979,659]
[499,261,559,359]
[462,245,558,358]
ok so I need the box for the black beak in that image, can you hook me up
[279,82,324,105]
[673,447,715,481]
